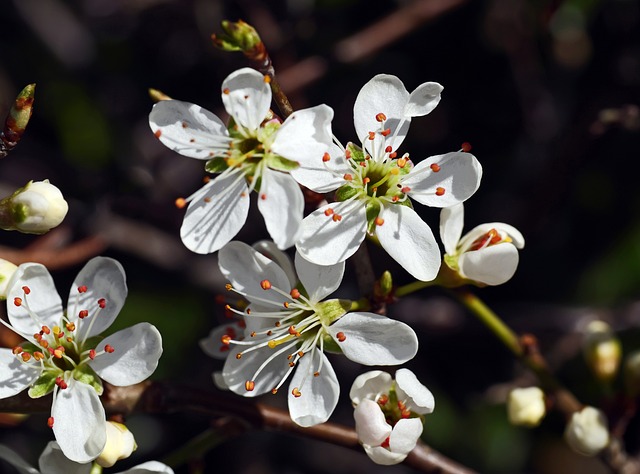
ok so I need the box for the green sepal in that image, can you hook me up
[335,184,358,202]
[316,299,350,326]
[443,253,459,272]
[396,197,414,209]
[73,364,103,395]
[205,157,229,173]
[379,271,393,298]
[346,142,364,162]
[266,154,299,172]
[365,200,381,234]
[322,333,343,354]
[28,371,60,398]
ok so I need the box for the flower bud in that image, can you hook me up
[213,20,262,53]
[507,387,546,427]
[624,350,640,396]
[564,406,610,456]
[0,180,68,234]
[0,258,18,300]
[583,321,621,382]
[1,83,35,158]
[96,421,137,468]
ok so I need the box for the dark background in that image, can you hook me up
[1,0,639,472]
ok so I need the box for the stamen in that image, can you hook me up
[336,332,346,342]
[104,344,115,353]
[291,387,302,398]
[22,286,31,295]
[175,198,187,209]
[461,142,472,152]
[245,380,255,391]
[435,187,446,196]
[430,163,441,172]
[374,217,384,226]
[376,113,387,122]
[260,280,272,290]
[78,310,89,319]
[14,297,22,307]
[98,298,106,309]
[47,417,54,428]
[78,285,87,293]
[322,152,331,162]
[290,289,300,299]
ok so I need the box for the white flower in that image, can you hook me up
[0,441,173,474]
[200,241,419,427]
[440,203,524,286]
[564,406,610,456]
[292,74,482,281]
[350,369,434,465]
[506,387,546,427]
[0,257,163,463]
[149,67,333,254]
[0,258,18,299]
[0,180,68,234]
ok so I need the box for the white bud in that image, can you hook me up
[564,406,610,456]
[0,259,18,300]
[583,320,621,382]
[4,180,68,234]
[96,421,137,468]
[507,387,546,427]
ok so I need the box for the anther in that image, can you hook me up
[385,146,393,153]
[389,152,397,159]
[260,194,266,200]
[47,417,54,428]
[260,280,272,290]
[55,377,68,390]
[345,150,352,159]
[283,302,289,308]
[343,173,353,181]
[21,352,31,362]
[236,353,242,359]
[292,387,302,398]
[89,349,96,360]
[33,352,44,361]
[245,380,255,392]
[263,75,271,84]
[336,332,346,342]
[375,217,384,226]
[324,208,334,216]
[250,331,256,337]
[322,152,331,162]
[221,335,231,345]
[461,142,472,152]
[435,187,446,196]
[288,326,297,335]
[332,214,342,222]
[22,286,31,295]
[225,284,233,291]
[290,289,300,299]
[363,177,370,185]
[397,158,407,168]
[53,347,64,358]
[368,131,375,140]
[175,198,187,209]
[223,88,230,95]
[314,371,320,377]
[79,310,89,319]
[14,297,22,307]
[78,285,88,293]
[41,326,51,335]
[380,128,391,137]
[154,130,162,139]
[430,163,441,172]
[65,322,75,332]
[378,394,389,406]
[98,298,106,309]
[203,197,211,203]
[12,346,23,355]
[271,388,278,394]
[104,344,115,353]
[376,113,387,122]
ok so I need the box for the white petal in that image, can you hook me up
[180,173,250,254]
[328,312,418,365]
[354,399,392,445]
[68,257,127,340]
[38,442,91,474]
[404,82,443,117]
[89,323,162,386]
[389,418,423,454]
[7,263,62,336]
[252,240,297,287]
[290,143,349,193]
[395,368,435,415]
[257,169,303,250]
[52,380,106,463]
[116,461,174,474]
[376,205,441,282]
[458,222,525,251]
[221,342,291,397]
[212,371,229,391]
[349,370,393,405]
[296,200,367,266]
[459,244,520,286]
[439,203,464,256]
[404,152,483,207]
[288,350,339,427]
[271,104,333,164]
[363,445,407,465]
[354,75,410,151]
[149,100,229,159]
[0,348,40,399]
[294,252,344,303]
[0,444,39,474]
[199,323,244,360]
[221,68,270,131]
[218,242,291,306]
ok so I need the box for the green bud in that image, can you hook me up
[213,20,262,53]
[1,84,35,158]
[583,321,622,382]
[378,271,393,298]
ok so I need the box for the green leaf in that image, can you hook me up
[28,371,59,398]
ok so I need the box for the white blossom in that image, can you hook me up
[0,257,163,463]
[292,74,482,281]
[350,369,434,465]
[564,406,610,456]
[440,203,524,286]
[200,241,418,427]
[149,67,333,254]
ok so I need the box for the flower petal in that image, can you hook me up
[52,379,106,463]
[376,205,441,282]
[180,172,250,254]
[294,252,344,302]
[271,104,333,164]
[218,241,291,306]
[7,263,62,336]
[199,323,244,360]
[117,461,175,474]
[439,203,464,256]
[328,312,418,365]
[389,418,423,454]
[354,74,410,152]
[363,445,407,465]
[221,68,270,131]
[354,399,392,446]
[296,200,367,266]
[0,444,39,474]
[68,257,127,340]
[149,100,229,159]
[0,348,40,399]
[288,350,339,427]
[349,370,393,405]
[459,244,520,286]
[404,82,443,117]
[290,143,349,193]
[395,368,435,415]
[252,241,297,287]
[89,323,162,386]
[404,152,483,207]
[38,442,91,474]
[257,169,303,250]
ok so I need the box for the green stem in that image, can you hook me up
[394,279,438,298]
[90,463,103,474]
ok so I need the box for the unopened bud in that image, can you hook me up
[213,20,262,54]
[1,84,35,158]
[0,259,18,300]
[624,350,640,396]
[96,421,137,468]
[583,321,621,382]
[564,406,610,456]
[0,180,68,234]
[507,387,546,427]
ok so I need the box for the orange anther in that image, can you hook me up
[375,113,387,122]
[336,332,346,342]
[380,128,391,137]
[260,280,272,290]
[397,158,407,168]
[461,142,472,152]
[245,380,255,392]
[430,163,441,172]
[41,326,51,335]
[223,88,230,94]
[175,197,187,209]
[22,286,31,295]
[263,75,272,83]
[368,131,376,140]
[98,298,106,309]
[324,208,334,216]
[290,288,301,299]
[236,353,243,359]
[89,349,96,360]
[343,173,353,181]
[375,217,384,226]
[332,214,342,222]
[435,187,446,196]
[47,417,54,428]
[292,387,302,398]
[14,297,22,307]
[221,335,231,345]
[79,310,89,319]
[78,285,88,293]
[12,346,23,355]
[154,130,162,139]
[104,344,115,353]
[385,146,392,153]
[322,152,331,162]
[21,352,31,362]
[225,283,233,291]
[65,322,75,332]
[389,152,397,159]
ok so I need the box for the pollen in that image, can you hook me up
[376,112,387,122]
[65,322,76,332]
[175,196,185,210]
[78,285,88,293]
[245,380,255,391]
[223,88,230,94]
[292,387,302,398]
[385,146,392,153]
[322,152,331,162]
[21,352,31,362]
[221,335,232,345]
[290,288,301,299]
[380,128,391,137]
[89,349,96,360]
[13,297,22,307]
[236,353,243,359]
[225,284,233,291]
[53,347,65,358]
[332,214,342,222]
[375,217,384,226]
[435,187,446,196]
[397,158,407,168]
[47,417,54,428]
[33,351,44,361]
[368,131,375,140]
[98,298,107,309]
[343,173,353,181]
[79,310,89,319]
[336,332,346,342]
[12,346,22,355]
[324,208,334,216]
[41,326,51,335]
[154,130,162,139]
[363,177,370,185]
[104,344,115,353]
[263,75,271,83]
[22,286,31,295]
[389,152,397,159]
[260,193,267,200]
[430,163,441,172]
[314,371,320,377]
[260,279,272,290]
[271,388,278,394]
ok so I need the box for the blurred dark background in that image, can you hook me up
[1,0,639,472]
